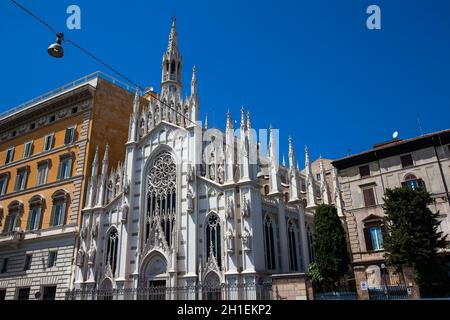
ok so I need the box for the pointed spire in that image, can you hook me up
[246,111,251,130]
[288,136,295,170]
[133,86,140,114]
[240,106,246,129]
[305,145,311,166]
[167,17,178,53]
[282,154,286,167]
[92,145,99,178]
[103,144,109,163]
[191,65,198,96]
[226,110,233,130]
[204,113,208,129]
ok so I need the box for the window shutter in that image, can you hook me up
[364,227,373,251]
[363,188,376,207]
[4,215,11,232]
[26,210,32,230]
[49,206,55,227]
[37,208,42,229]
[418,179,426,189]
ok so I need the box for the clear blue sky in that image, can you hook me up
[1,0,450,163]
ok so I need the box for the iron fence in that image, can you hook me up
[65,283,273,301]
[368,284,409,300]
[313,281,357,300]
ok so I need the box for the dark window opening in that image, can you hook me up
[17,287,30,300]
[359,165,370,178]
[400,154,414,168]
[42,286,57,300]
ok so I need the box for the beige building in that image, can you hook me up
[332,129,450,290]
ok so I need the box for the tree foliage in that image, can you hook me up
[382,187,447,282]
[312,204,350,283]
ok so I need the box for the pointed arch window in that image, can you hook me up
[146,151,176,248]
[106,228,119,277]
[287,220,299,271]
[264,216,276,270]
[206,213,222,270]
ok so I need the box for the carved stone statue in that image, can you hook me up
[187,163,195,182]
[241,227,252,252]
[226,198,234,220]
[217,165,224,184]
[76,249,85,267]
[88,246,96,266]
[80,224,87,239]
[123,178,130,195]
[91,221,99,239]
[225,229,234,253]
[187,189,194,213]
[242,197,251,217]
[121,203,129,221]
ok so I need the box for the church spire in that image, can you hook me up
[167,17,178,54]
[161,18,182,94]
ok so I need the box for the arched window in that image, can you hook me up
[288,220,299,271]
[284,192,290,203]
[402,174,425,190]
[106,227,119,277]
[50,190,68,227]
[264,185,270,195]
[206,213,222,270]
[3,201,23,233]
[27,195,44,231]
[264,216,276,270]
[146,151,176,247]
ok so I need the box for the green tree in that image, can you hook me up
[382,187,447,283]
[312,204,350,283]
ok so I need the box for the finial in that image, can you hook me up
[204,113,209,129]
[288,136,294,154]
[226,110,233,129]
[240,106,246,128]
[282,154,286,167]
[246,111,251,129]
[103,144,109,162]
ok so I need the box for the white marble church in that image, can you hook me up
[73,19,338,296]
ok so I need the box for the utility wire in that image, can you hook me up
[10,0,56,34]
[9,0,315,197]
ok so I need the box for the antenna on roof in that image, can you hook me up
[417,113,424,136]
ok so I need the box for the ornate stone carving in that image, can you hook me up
[225,229,234,254]
[241,227,252,252]
[76,249,85,267]
[57,109,68,119]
